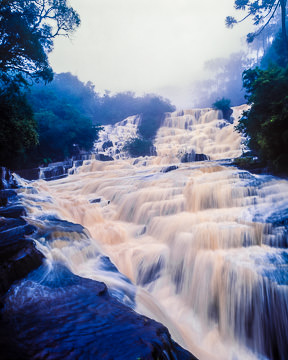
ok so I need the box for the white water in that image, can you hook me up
[18,106,288,360]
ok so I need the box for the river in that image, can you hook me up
[12,106,288,359]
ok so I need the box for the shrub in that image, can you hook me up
[123,138,155,157]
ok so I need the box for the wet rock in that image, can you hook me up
[89,198,110,206]
[0,189,44,308]
[40,162,73,181]
[102,140,113,151]
[161,165,178,173]
[0,218,26,232]
[95,153,114,161]
[0,265,196,360]
[222,107,233,122]
[0,205,26,219]
[15,168,40,181]
[0,190,17,207]
[89,198,101,203]
[0,238,43,299]
[0,168,17,190]
[181,151,210,163]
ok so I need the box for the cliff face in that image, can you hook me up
[0,168,197,360]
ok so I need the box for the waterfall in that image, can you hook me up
[11,106,288,360]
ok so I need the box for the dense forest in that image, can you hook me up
[27,74,174,163]
[226,0,288,173]
[0,1,174,169]
[0,0,287,174]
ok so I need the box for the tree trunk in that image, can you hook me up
[279,0,288,62]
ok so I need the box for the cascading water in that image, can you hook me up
[9,106,288,359]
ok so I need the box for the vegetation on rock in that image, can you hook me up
[236,65,288,172]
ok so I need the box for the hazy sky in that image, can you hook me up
[49,0,253,108]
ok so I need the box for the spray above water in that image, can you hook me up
[16,106,288,360]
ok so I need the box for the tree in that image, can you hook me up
[0,1,80,168]
[28,82,102,164]
[0,79,38,168]
[212,97,233,121]
[235,65,288,172]
[226,0,288,60]
[0,0,80,83]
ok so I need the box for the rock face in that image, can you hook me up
[0,265,196,359]
[95,153,114,161]
[161,165,179,173]
[180,151,210,163]
[0,167,17,190]
[0,194,44,308]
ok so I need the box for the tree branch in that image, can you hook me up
[253,1,280,37]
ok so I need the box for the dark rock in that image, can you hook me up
[40,162,73,181]
[0,224,37,242]
[0,238,43,298]
[15,168,40,181]
[0,167,17,190]
[0,264,196,360]
[102,140,113,151]
[161,165,179,173]
[0,191,44,306]
[0,218,26,232]
[0,190,17,207]
[222,108,233,122]
[195,153,210,161]
[151,146,157,156]
[95,153,114,161]
[89,198,101,203]
[181,151,210,163]
[0,205,26,219]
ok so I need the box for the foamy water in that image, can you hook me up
[17,106,288,360]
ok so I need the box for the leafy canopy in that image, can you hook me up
[226,0,288,57]
[28,78,102,164]
[236,65,288,172]
[0,80,38,168]
[0,0,80,82]
[0,1,80,168]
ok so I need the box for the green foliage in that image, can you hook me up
[123,138,154,158]
[236,65,288,172]
[28,73,100,122]
[0,1,80,169]
[0,0,80,82]
[138,96,175,140]
[27,73,173,164]
[226,0,288,64]
[212,98,231,111]
[98,92,175,126]
[123,95,174,158]
[212,97,233,121]
[233,155,265,171]
[28,85,102,163]
[0,80,38,168]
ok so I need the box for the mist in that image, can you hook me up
[49,0,254,109]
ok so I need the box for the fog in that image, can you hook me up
[49,0,254,109]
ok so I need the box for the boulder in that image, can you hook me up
[0,265,196,360]
[102,140,113,151]
[95,153,114,161]
[161,165,179,173]
[180,151,210,163]
[0,167,17,190]
[0,190,17,207]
